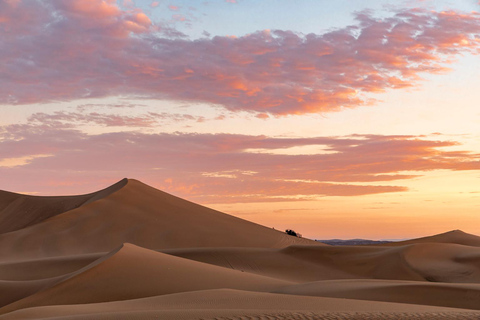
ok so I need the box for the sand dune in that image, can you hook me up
[0,179,126,234]
[0,244,291,315]
[2,289,480,320]
[0,253,102,281]
[404,242,480,283]
[278,279,480,310]
[1,179,480,319]
[382,229,480,247]
[163,245,423,282]
[164,243,480,283]
[0,179,318,261]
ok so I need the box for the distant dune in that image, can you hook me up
[380,229,480,247]
[0,179,479,319]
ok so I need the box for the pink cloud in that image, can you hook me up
[172,14,187,21]
[0,122,479,202]
[150,1,160,8]
[1,3,480,115]
[168,5,179,11]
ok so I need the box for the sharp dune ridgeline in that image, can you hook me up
[1,179,480,319]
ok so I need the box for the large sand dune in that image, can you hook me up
[0,179,318,261]
[0,179,479,319]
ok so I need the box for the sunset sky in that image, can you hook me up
[1,0,480,239]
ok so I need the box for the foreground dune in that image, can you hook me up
[1,179,480,319]
[278,279,480,310]
[2,289,480,320]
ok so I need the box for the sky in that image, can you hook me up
[1,0,480,240]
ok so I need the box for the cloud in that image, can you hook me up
[0,122,478,203]
[27,111,207,127]
[1,2,480,115]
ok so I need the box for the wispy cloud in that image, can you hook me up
[27,111,206,127]
[1,1,480,115]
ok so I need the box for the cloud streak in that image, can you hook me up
[1,1,480,115]
[28,111,206,127]
[0,121,478,203]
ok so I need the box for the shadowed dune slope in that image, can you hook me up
[0,179,319,261]
[2,289,480,320]
[381,230,480,247]
[0,278,58,310]
[0,244,292,315]
[0,253,103,281]
[0,179,127,234]
[403,242,480,283]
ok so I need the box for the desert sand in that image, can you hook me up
[0,179,479,319]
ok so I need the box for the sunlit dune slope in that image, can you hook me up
[0,179,127,234]
[0,244,291,315]
[381,229,480,247]
[0,179,319,261]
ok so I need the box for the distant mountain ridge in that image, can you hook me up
[317,239,393,246]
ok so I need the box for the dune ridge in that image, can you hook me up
[0,179,480,319]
